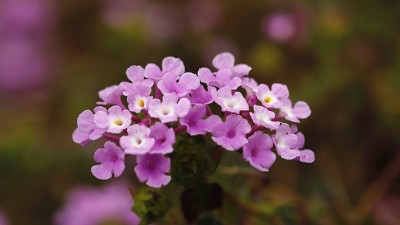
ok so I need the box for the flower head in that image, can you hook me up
[211,114,251,151]
[243,131,276,172]
[72,52,314,188]
[91,141,125,180]
[134,154,171,188]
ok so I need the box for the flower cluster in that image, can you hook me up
[73,52,314,188]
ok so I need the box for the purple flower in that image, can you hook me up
[148,93,191,123]
[280,99,311,123]
[126,65,145,82]
[54,182,140,225]
[198,67,241,89]
[0,39,50,93]
[250,105,280,130]
[180,104,222,135]
[145,57,185,81]
[241,77,258,97]
[212,52,252,78]
[127,94,153,114]
[97,85,123,106]
[91,141,125,180]
[149,122,175,154]
[0,210,9,225]
[134,154,171,188]
[263,13,295,43]
[272,123,300,160]
[120,125,155,155]
[0,0,54,94]
[72,107,107,146]
[211,115,251,151]
[212,87,249,113]
[188,85,214,105]
[291,125,315,163]
[256,83,289,109]
[243,131,276,172]
[157,72,200,97]
[120,65,154,97]
[94,106,132,134]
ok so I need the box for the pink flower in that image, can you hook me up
[198,67,241,89]
[145,57,185,81]
[187,85,214,105]
[148,93,191,123]
[211,115,251,151]
[120,65,154,97]
[97,85,123,106]
[134,154,171,188]
[212,87,249,113]
[256,83,289,109]
[272,123,300,160]
[72,107,107,146]
[243,131,276,172]
[180,104,221,136]
[94,106,132,134]
[212,52,252,78]
[157,72,200,97]
[54,182,140,225]
[250,105,280,130]
[291,125,315,163]
[263,13,296,42]
[279,99,311,123]
[241,77,258,97]
[148,122,175,154]
[120,125,155,155]
[0,210,9,225]
[91,142,125,180]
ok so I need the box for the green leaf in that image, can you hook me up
[131,188,171,225]
[169,135,223,187]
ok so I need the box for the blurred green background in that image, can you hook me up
[1,0,400,224]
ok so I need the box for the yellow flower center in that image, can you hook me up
[114,119,123,126]
[138,99,145,108]
[264,97,272,104]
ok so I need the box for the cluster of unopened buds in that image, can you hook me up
[73,52,314,188]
